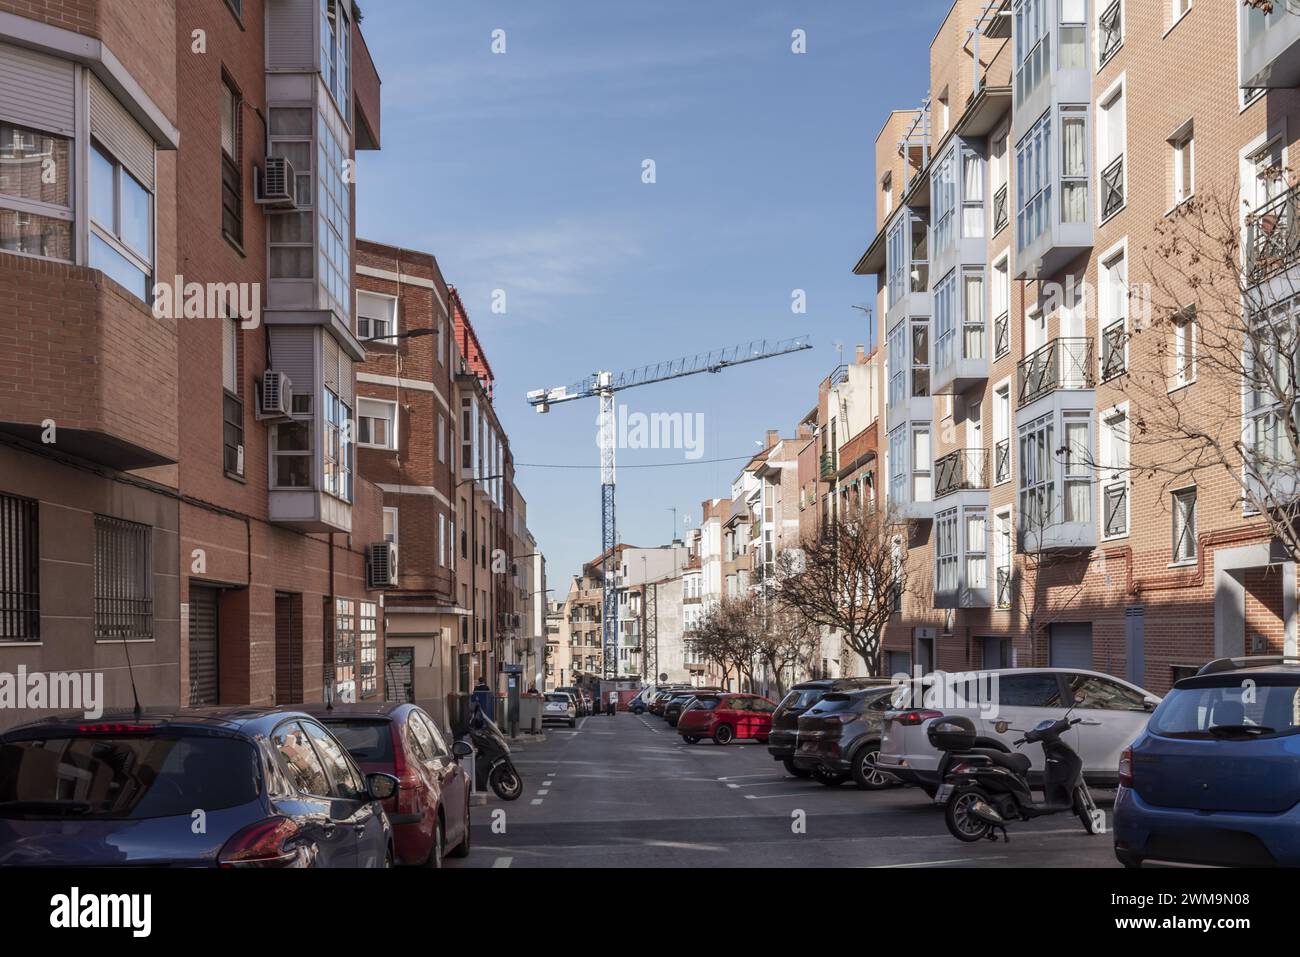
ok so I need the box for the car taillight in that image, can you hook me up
[218,817,308,868]
[895,710,944,726]
[1118,746,1133,788]
[77,723,153,733]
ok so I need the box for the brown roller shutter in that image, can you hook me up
[275,592,303,704]
[188,587,220,706]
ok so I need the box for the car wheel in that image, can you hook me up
[713,724,734,745]
[812,766,847,787]
[449,797,472,859]
[426,817,445,868]
[1115,849,1143,869]
[383,844,394,869]
[851,743,892,790]
[783,758,812,779]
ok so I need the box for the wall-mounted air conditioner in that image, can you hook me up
[367,542,399,589]
[255,156,298,209]
[258,370,293,420]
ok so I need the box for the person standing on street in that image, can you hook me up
[607,690,617,716]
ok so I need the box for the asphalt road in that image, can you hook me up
[445,711,1121,868]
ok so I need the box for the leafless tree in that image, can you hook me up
[774,503,908,677]
[755,600,819,699]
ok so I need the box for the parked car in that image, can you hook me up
[304,702,471,867]
[663,693,698,726]
[768,678,894,777]
[580,690,595,715]
[649,691,677,717]
[543,692,578,727]
[879,667,1160,796]
[557,686,588,716]
[0,708,398,867]
[792,687,900,788]
[1114,656,1300,868]
[678,693,777,745]
[628,687,658,714]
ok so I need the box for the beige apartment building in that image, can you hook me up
[855,0,1300,692]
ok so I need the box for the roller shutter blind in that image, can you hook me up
[0,42,75,136]
[187,587,220,707]
[88,71,154,191]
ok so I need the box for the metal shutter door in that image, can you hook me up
[386,647,414,703]
[275,593,303,705]
[1049,623,1094,669]
[88,72,154,190]
[188,587,220,706]
[0,42,75,136]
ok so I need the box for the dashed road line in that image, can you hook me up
[492,856,514,868]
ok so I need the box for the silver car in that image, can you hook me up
[543,692,577,728]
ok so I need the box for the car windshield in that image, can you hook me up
[780,688,827,711]
[321,719,394,763]
[0,733,261,819]
[1150,677,1300,740]
[546,694,568,703]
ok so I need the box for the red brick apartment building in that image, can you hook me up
[0,0,389,727]
[353,240,530,726]
[853,0,1300,691]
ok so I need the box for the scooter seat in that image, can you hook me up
[971,748,1031,776]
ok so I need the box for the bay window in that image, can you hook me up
[323,388,353,502]
[1017,111,1052,251]
[90,141,152,301]
[1060,106,1088,224]
[962,148,985,239]
[0,121,73,261]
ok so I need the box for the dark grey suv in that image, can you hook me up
[791,688,899,789]
[768,678,893,778]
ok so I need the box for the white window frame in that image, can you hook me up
[357,397,398,450]
[1172,307,1197,389]
[1098,237,1128,380]
[357,290,397,342]
[1170,120,1195,207]
[383,507,399,543]
[1171,486,1197,564]
[994,507,1013,609]
[1096,74,1127,225]
[1096,0,1123,71]
[1099,402,1130,541]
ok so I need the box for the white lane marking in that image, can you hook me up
[875,858,1001,868]
[492,856,514,868]
[537,789,550,796]
[728,780,804,789]
[577,717,589,731]
[530,798,544,805]
[543,780,554,786]
[635,716,661,734]
[717,773,780,781]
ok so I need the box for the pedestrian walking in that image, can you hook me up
[607,690,618,716]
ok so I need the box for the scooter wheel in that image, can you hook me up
[1073,786,1100,834]
[489,763,524,801]
[945,787,994,843]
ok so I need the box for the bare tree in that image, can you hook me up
[1116,169,1300,560]
[755,600,818,699]
[689,597,761,689]
[774,503,908,677]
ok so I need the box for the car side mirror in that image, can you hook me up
[451,740,474,761]
[366,772,399,801]
[1142,697,1158,712]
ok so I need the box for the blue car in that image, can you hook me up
[1114,656,1300,868]
[0,708,399,867]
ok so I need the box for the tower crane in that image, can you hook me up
[526,335,813,679]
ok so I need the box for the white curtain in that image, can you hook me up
[964,275,985,359]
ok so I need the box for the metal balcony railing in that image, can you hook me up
[1099,0,1122,66]
[996,566,1011,609]
[829,364,849,386]
[1101,154,1125,220]
[992,183,1008,234]
[1017,338,1095,407]
[934,449,989,498]
[1103,481,1129,537]
[1247,184,1300,284]
[994,438,1011,484]
[994,310,1010,358]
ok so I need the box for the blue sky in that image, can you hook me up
[356,0,947,588]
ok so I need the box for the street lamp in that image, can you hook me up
[365,327,436,343]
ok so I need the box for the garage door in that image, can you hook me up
[386,647,414,703]
[188,587,220,706]
[1049,623,1093,670]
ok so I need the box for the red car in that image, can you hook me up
[305,702,472,867]
[677,693,777,745]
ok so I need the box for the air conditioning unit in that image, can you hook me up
[258,370,293,420]
[255,156,298,208]
[367,542,399,589]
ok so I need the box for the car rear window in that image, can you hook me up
[320,719,394,763]
[780,688,827,711]
[690,696,720,711]
[546,694,568,703]
[0,733,261,820]
[1150,677,1300,740]
[810,693,859,713]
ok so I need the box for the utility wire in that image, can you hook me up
[516,454,758,470]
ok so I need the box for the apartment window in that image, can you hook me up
[1246,298,1299,477]
[911,322,930,397]
[1172,307,1196,387]
[334,598,356,703]
[1098,0,1122,67]
[991,125,1009,235]
[0,494,39,641]
[321,0,352,122]
[437,317,446,365]
[1170,123,1194,205]
[1016,111,1052,251]
[1171,0,1192,26]
[939,90,950,134]
[359,601,378,698]
[935,271,957,372]
[222,317,244,478]
[357,291,396,341]
[888,426,907,503]
[936,509,958,595]
[887,217,906,308]
[882,172,893,216]
[993,256,1010,358]
[1014,0,1050,105]
[0,121,73,262]
[888,320,907,409]
[267,108,313,281]
[94,515,152,640]
[912,426,932,502]
[323,389,353,502]
[1018,414,1055,535]
[994,510,1013,609]
[357,398,397,449]
[962,149,984,239]
[316,112,351,311]
[383,508,399,543]
[1099,245,1128,379]
[965,509,988,591]
[994,383,1012,484]
[910,216,929,292]
[438,414,447,463]
[963,269,986,361]
[439,513,446,567]
[1100,407,1129,538]
[1063,414,1093,524]
[1172,488,1197,563]
[90,141,152,301]
[221,78,243,246]
[1099,84,1126,221]
[933,150,957,253]
[1060,106,1088,224]
[1059,0,1087,70]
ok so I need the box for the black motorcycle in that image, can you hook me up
[466,707,523,801]
[930,711,1100,843]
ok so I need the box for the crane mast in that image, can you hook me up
[526,336,812,680]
